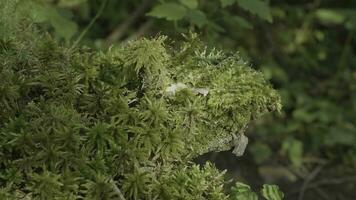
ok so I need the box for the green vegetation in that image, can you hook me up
[0,1,284,199]
[1,0,356,199]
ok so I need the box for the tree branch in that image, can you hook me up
[298,164,324,200]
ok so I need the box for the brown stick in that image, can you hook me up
[106,0,154,44]
[298,165,324,200]
[124,20,154,42]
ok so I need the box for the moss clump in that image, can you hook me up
[0,5,281,199]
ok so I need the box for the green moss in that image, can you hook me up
[0,4,282,199]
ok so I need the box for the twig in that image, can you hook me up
[287,175,356,197]
[106,0,154,44]
[310,175,356,188]
[71,0,108,49]
[313,187,330,200]
[337,31,353,71]
[298,165,324,200]
[124,20,154,43]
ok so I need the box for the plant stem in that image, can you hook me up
[71,0,108,49]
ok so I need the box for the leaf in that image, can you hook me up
[208,22,225,32]
[231,182,258,200]
[261,184,284,200]
[315,9,346,25]
[49,8,78,41]
[58,0,87,8]
[28,3,49,23]
[220,0,236,8]
[231,15,253,29]
[147,3,187,21]
[187,10,209,28]
[29,3,78,41]
[236,0,272,22]
[281,138,303,167]
[315,9,356,30]
[292,108,315,123]
[249,142,271,164]
[324,126,355,146]
[179,0,198,9]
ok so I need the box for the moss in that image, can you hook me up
[0,3,282,199]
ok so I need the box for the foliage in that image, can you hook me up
[12,0,273,45]
[239,1,356,170]
[0,0,78,42]
[230,183,284,200]
[0,2,282,198]
[148,0,272,24]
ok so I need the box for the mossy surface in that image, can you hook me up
[0,4,281,199]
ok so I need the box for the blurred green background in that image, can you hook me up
[21,0,356,199]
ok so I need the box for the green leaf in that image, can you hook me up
[179,0,198,9]
[28,3,49,23]
[231,182,258,200]
[236,0,272,22]
[315,9,356,30]
[147,3,187,21]
[324,126,355,146]
[315,9,346,25]
[58,0,87,8]
[49,8,78,41]
[29,3,77,41]
[261,184,284,200]
[292,108,315,123]
[220,0,236,8]
[249,142,271,164]
[231,15,253,29]
[281,138,303,167]
[208,22,225,32]
[187,10,209,28]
